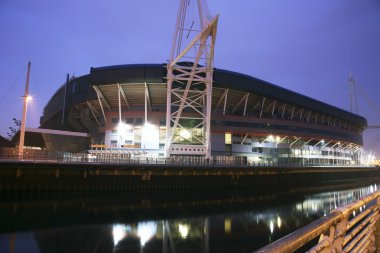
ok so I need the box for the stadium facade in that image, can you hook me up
[39,63,367,166]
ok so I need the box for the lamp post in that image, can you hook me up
[18,61,31,160]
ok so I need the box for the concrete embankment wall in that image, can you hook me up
[0,161,379,192]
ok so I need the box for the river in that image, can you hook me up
[0,181,378,253]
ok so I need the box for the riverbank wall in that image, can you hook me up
[0,160,379,193]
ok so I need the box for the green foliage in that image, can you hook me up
[6,118,21,140]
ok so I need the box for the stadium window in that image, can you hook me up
[110,140,117,147]
[160,118,166,126]
[225,132,232,144]
[112,118,118,124]
[126,118,134,124]
[71,82,76,93]
[135,118,142,126]
[111,130,118,135]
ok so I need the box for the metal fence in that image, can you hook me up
[0,148,368,168]
[0,150,302,167]
[255,190,380,253]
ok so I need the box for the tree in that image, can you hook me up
[7,118,21,140]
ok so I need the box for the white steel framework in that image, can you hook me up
[165,0,218,158]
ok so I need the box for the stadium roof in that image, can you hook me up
[89,63,366,126]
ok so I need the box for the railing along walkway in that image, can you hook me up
[0,152,360,168]
[256,190,380,252]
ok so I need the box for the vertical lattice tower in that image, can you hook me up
[165,0,218,158]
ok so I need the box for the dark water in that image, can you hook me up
[0,181,378,253]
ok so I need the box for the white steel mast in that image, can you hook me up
[165,0,218,159]
[18,61,31,159]
[349,72,359,114]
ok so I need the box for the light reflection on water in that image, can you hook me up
[0,183,378,253]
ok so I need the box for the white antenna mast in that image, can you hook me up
[18,62,31,159]
[349,72,359,114]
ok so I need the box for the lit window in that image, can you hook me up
[110,140,117,147]
[179,129,191,140]
[225,133,232,144]
[224,219,231,234]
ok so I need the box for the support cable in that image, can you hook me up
[0,65,27,107]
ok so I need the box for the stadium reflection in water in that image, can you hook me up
[0,183,378,253]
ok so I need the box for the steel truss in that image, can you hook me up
[165,0,218,158]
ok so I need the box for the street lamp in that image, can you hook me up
[18,62,31,160]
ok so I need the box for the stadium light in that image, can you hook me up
[143,122,154,131]
[112,224,127,246]
[137,221,157,246]
[178,223,190,239]
[179,129,191,140]
[117,122,127,132]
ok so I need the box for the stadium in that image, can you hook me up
[9,1,368,166]
[37,63,367,166]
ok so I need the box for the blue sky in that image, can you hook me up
[1,0,379,155]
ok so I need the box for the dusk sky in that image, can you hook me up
[1,0,379,156]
